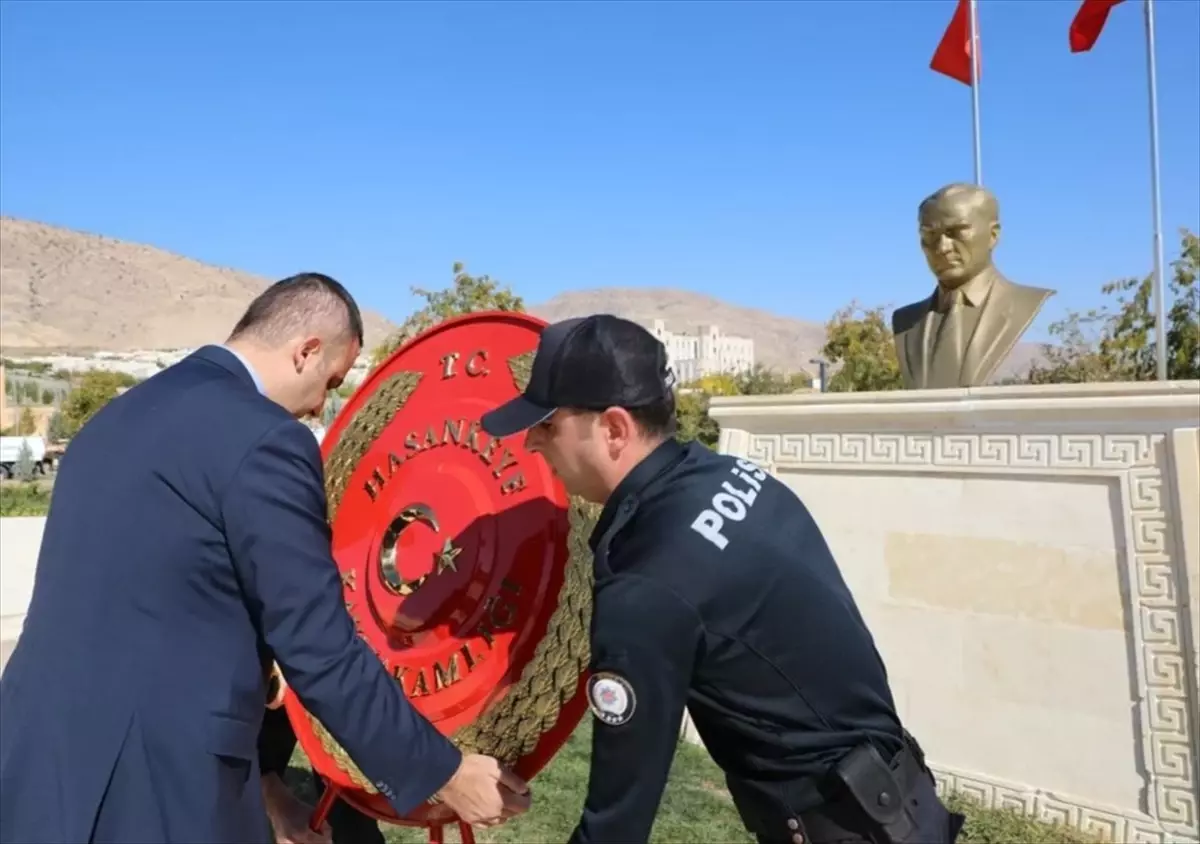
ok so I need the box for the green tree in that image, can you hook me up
[16,407,37,435]
[40,388,54,405]
[14,440,35,480]
[60,370,138,437]
[47,411,68,442]
[1021,228,1199,384]
[673,365,810,451]
[674,389,721,449]
[371,262,525,365]
[733,363,811,395]
[820,302,904,392]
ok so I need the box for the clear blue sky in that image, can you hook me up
[2,0,1197,341]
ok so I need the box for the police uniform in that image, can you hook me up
[480,315,965,844]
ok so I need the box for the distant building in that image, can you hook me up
[649,320,755,382]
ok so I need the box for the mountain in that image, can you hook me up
[0,216,1044,380]
[530,288,1046,381]
[0,217,398,353]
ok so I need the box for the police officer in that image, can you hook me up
[480,315,965,844]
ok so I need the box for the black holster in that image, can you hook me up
[797,732,964,844]
[831,740,924,841]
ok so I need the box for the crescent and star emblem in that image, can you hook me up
[379,503,462,597]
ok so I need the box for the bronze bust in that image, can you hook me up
[892,183,1055,390]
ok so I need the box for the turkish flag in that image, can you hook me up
[1070,0,1126,52]
[930,0,978,86]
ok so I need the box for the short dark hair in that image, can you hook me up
[228,272,364,347]
[628,392,678,441]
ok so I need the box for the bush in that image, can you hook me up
[0,482,52,517]
[945,792,1100,843]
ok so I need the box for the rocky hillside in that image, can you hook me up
[0,217,397,353]
[0,216,1044,380]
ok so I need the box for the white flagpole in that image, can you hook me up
[1144,0,1168,380]
[968,0,983,184]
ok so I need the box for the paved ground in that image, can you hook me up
[0,634,17,676]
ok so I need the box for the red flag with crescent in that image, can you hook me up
[930,0,979,87]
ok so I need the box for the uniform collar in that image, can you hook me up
[589,437,686,552]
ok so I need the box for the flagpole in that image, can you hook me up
[1144,0,1168,380]
[968,0,983,184]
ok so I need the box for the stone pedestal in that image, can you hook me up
[707,381,1200,844]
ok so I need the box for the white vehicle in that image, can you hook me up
[0,436,52,478]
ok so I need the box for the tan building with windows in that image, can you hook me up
[649,320,755,383]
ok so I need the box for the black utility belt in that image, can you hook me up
[798,740,932,843]
[730,739,934,843]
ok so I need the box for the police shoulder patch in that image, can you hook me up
[587,671,636,726]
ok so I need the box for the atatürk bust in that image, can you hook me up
[892,183,1055,390]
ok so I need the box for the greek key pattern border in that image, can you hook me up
[741,432,1198,842]
[933,767,1199,844]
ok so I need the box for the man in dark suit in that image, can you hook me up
[0,273,530,843]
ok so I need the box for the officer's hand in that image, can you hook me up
[436,754,532,828]
[261,772,332,844]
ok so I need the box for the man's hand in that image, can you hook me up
[261,772,332,844]
[436,754,532,828]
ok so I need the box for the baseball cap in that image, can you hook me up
[481,314,678,438]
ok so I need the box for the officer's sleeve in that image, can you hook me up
[257,705,297,777]
[568,574,703,844]
[222,420,462,813]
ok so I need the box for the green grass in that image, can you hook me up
[0,480,52,516]
[285,721,1099,844]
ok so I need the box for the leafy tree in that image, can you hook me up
[47,411,68,442]
[60,370,138,437]
[40,388,54,405]
[371,262,525,365]
[674,365,810,450]
[1020,228,1199,384]
[735,364,811,395]
[675,389,721,449]
[820,302,904,392]
[691,374,741,396]
[14,439,35,480]
[16,407,37,435]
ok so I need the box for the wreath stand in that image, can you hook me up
[309,783,477,844]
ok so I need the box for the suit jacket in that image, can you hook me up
[891,271,1053,390]
[0,345,461,844]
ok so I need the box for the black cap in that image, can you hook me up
[481,314,677,438]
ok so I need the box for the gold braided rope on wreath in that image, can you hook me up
[325,371,424,523]
[298,350,596,793]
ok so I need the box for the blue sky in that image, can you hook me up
[1,0,1197,341]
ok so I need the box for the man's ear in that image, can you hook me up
[600,407,635,450]
[294,336,322,373]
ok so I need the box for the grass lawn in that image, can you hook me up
[285,721,1099,844]
[0,480,52,516]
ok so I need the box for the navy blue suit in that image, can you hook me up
[0,345,461,843]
